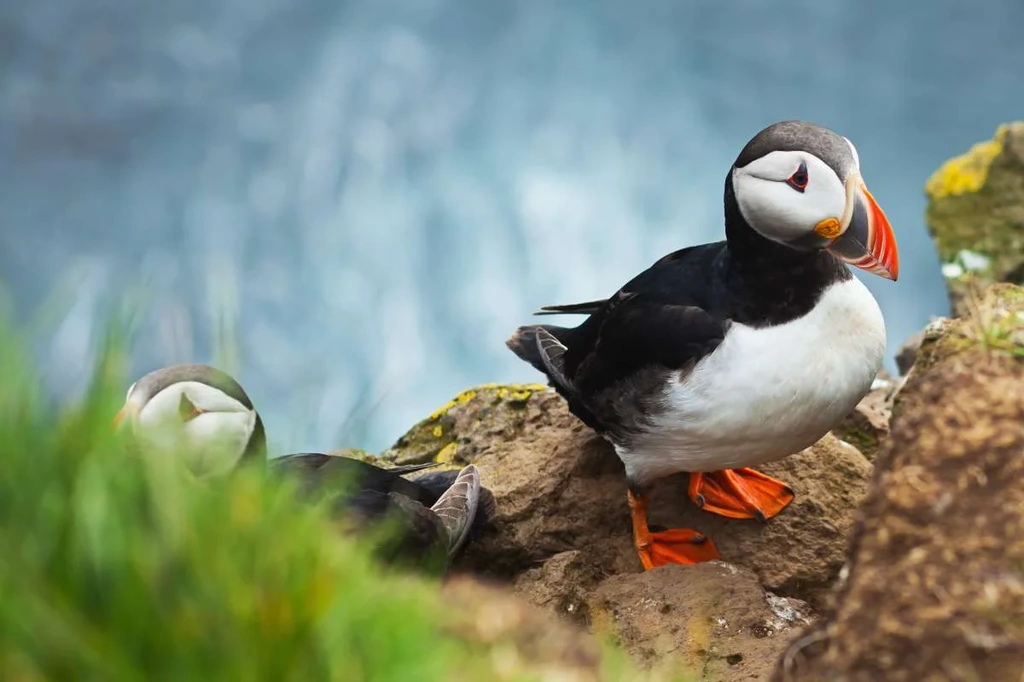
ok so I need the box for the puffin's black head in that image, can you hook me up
[114,363,267,477]
[729,120,899,281]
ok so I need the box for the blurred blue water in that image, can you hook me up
[2,0,1022,453]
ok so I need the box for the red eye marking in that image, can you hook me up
[786,162,809,193]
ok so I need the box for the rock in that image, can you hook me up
[385,384,873,610]
[893,330,924,376]
[772,283,1024,682]
[830,373,893,461]
[924,122,1024,316]
[440,576,652,681]
[512,551,601,626]
[585,562,813,682]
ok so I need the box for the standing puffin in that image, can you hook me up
[114,364,492,570]
[506,120,899,570]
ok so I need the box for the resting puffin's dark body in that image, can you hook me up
[118,363,495,573]
[270,454,445,506]
[271,453,496,569]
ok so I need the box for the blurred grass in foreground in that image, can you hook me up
[0,310,682,681]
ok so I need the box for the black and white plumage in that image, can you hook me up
[116,364,494,570]
[507,120,899,570]
[271,452,487,566]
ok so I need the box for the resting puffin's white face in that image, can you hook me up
[730,124,899,282]
[120,380,257,478]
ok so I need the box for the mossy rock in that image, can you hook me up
[382,383,551,466]
[914,283,1024,368]
[925,122,1024,316]
[892,283,1023,426]
[831,423,880,459]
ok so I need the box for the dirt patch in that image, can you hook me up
[584,562,813,682]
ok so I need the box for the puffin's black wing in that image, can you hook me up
[568,293,728,393]
[507,243,730,436]
[271,453,441,507]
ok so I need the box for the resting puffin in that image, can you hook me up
[506,120,898,570]
[114,364,492,569]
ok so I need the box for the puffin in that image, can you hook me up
[114,363,493,570]
[506,120,899,571]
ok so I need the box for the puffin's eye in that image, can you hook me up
[178,393,204,422]
[786,162,809,193]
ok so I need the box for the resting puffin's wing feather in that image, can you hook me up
[428,464,482,558]
[387,462,442,476]
[272,453,440,506]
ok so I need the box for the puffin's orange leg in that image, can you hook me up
[687,468,794,521]
[627,489,720,570]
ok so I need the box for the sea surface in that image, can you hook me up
[2,0,1023,453]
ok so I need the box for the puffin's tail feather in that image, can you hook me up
[429,464,481,558]
[533,298,607,316]
[534,327,574,394]
[505,324,572,376]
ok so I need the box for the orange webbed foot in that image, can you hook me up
[688,468,794,521]
[640,528,721,570]
[628,490,721,570]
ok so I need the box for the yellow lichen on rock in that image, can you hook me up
[495,383,548,403]
[924,121,1024,317]
[427,388,480,421]
[435,442,458,464]
[427,383,549,422]
[386,383,552,465]
[924,130,1005,200]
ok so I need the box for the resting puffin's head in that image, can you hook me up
[114,364,265,478]
[730,120,899,281]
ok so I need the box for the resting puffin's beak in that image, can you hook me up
[818,175,899,281]
[112,403,139,431]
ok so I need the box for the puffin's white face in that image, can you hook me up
[122,380,256,479]
[732,147,853,244]
[730,131,898,281]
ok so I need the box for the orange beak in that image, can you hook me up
[112,403,138,432]
[825,178,899,282]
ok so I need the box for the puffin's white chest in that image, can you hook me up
[617,277,886,484]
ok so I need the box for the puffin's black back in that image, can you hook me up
[339,489,451,573]
[270,453,441,506]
